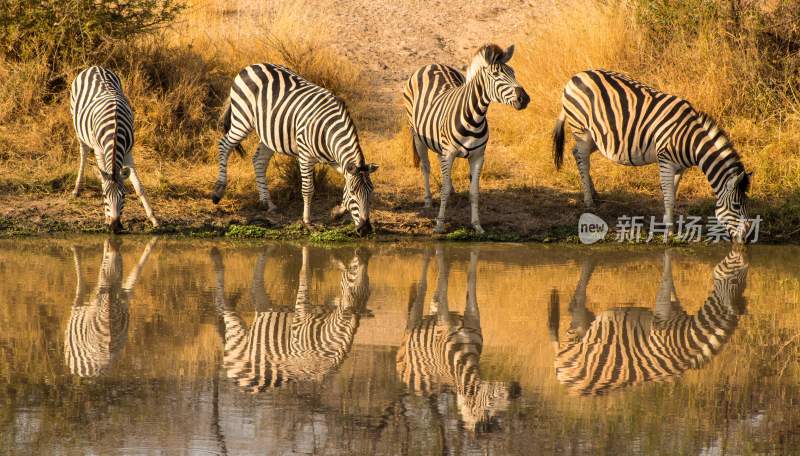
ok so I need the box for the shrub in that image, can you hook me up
[0,0,184,71]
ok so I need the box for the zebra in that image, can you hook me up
[211,244,371,392]
[553,69,753,242]
[547,249,748,396]
[397,246,520,431]
[212,64,378,236]
[64,237,157,377]
[70,66,158,233]
[403,44,530,234]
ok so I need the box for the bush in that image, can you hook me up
[0,0,183,70]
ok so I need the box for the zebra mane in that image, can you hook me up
[696,111,750,192]
[466,43,506,81]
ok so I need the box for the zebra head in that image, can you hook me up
[467,44,529,110]
[343,162,378,236]
[99,166,130,233]
[715,170,753,244]
[458,380,521,432]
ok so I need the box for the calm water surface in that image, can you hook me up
[1,238,799,455]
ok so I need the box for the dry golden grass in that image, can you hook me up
[0,0,799,238]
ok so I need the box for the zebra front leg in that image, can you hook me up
[253,144,278,213]
[124,155,159,228]
[434,152,457,233]
[73,142,91,197]
[657,159,679,232]
[572,143,597,209]
[468,152,485,234]
[300,162,316,228]
[414,134,433,208]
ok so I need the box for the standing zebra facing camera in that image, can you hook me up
[70,66,158,233]
[212,64,378,236]
[553,70,753,243]
[403,44,530,234]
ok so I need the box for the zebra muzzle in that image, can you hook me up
[512,88,530,110]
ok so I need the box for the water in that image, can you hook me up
[1,238,799,455]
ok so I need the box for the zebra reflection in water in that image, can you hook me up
[548,249,749,396]
[211,245,371,392]
[397,246,520,432]
[64,237,157,377]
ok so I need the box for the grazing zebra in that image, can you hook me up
[548,249,748,395]
[211,245,371,392]
[397,246,519,431]
[70,66,158,233]
[212,64,378,236]
[64,237,157,377]
[403,44,530,234]
[553,69,753,242]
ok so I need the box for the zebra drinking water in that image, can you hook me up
[553,70,753,242]
[547,249,748,395]
[403,44,530,234]
[213,64,378,236]
[397,246,520,431]
[211,245,371,392]
[70,67,158,233]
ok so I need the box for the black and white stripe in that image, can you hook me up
[548,249,748,396]
[212,64,378,236]
[553,69,753,242]
[397,247,519,431]
[211,246,370,392]
[64,238,156,377]
[403,44,529,234]
[70,66,158,232]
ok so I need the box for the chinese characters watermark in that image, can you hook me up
[578,213,762,244]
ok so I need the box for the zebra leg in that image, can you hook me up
[657,159,679,231]
[300,162,316,227]
[434,152,457,233]
[212,130,249,204]
[123,154,159,228]
[568,256,597,339]
[431,245,454,327]
[413,134,433,208]
[655,250,680,323]
[463,248,480,330]
[406,249,432,330]
[468,152,486,234]
[572,142,597,208]
[253,143,278,213]
[72,142,91,197]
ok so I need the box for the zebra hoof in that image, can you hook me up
[71,190,81,198]
[433,223,446,234]
[211,195,221,204]
[150,218,160,228]
[472,224,485,235]
[259,201,278,213]
[423,200,433,209]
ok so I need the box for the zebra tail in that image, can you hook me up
[410,129,420,168]
[219,99,245,158]
[553,110,566,170]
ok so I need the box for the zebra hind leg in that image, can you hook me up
[212,133,247,204]
[572,140,597,209]
[413,134,433,208]
[434,152,457,233]
[72,142,91,197]
[252,143,278,213]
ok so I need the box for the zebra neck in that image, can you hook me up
[457,78,491,124]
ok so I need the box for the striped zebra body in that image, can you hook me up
[553,69,752,242]
[212,246,370,392]
[64,238,156,377]
[403,44,529,234]
[398,247,518,431]
[70,66,157,232]
[550,250,748,396]
[213,64,377,235]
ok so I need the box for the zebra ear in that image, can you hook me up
[120,166,131,180]
[365,163,379,174]
[499,44,515,64]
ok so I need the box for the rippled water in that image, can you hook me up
[1,238,799,455]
